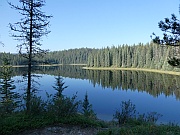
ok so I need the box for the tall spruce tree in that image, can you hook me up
[82,92,96,118]
[53,75,68,99]
[9,0,52,114]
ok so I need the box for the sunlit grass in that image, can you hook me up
[83,67,180,76]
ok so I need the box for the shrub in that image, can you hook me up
[113,100,136,126]
[47,94,80,117]
[82,92,96,119]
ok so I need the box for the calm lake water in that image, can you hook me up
[10,66,180,124]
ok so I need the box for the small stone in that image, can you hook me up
[78,131,82,135]
[47,127,52,131]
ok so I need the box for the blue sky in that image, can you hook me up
[0,0,179,53]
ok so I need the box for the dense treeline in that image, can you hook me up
[1,43,180,72]
[43,48,95,64]
[0,48,95,65]
[0,53,25,65]
[87,42,180,71]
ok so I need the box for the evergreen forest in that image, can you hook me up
[1,0,180,134]
[1,42,180,72]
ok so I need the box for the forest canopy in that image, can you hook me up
[1,42,180,72]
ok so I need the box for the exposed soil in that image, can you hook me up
[16,124,105,135]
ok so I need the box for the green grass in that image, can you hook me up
[97,123,180,135]
[0,112,106,135]
[1,112,180,135]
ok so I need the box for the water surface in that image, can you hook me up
[9,66,180,124]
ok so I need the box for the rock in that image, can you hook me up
[17,124,102,135]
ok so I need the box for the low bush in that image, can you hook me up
[98,124,180,135]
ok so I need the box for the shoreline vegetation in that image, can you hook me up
[83,67,180,76]
[3,64,180,76]
[1,64,180,134]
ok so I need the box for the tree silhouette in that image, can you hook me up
[152,14,180,47]
[53,75,68,99]
[82,92,96,118]
[152,6,180,67]
[9,0,52,114]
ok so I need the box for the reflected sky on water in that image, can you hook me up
[13,73,180,124]
[7,65,180,124]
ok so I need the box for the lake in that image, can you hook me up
[8,65,180,124]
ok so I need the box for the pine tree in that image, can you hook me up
[9,0,52,114]
[145,43,153,68]
[118,46,122,67]
[105,47,111,67]
[53,75,68,99]
[127,46,132,67]
[152,11,180,67]
[82,92,96,118]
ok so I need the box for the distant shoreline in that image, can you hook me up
[2,64,180,75]
[0,64,87,68]
[82,67,180,76]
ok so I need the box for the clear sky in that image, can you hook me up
[0,0,179,53]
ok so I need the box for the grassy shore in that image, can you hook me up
[3,64,180,76]
[1,112,180,135]
[83,67,180,76]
